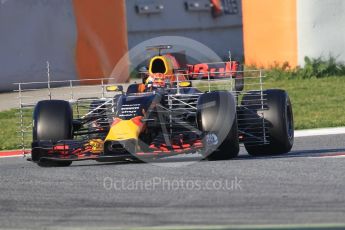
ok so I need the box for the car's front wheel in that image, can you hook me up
[32,100,74,167]
[197,91,239,160]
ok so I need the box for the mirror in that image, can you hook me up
[106,85,123,92]
[179,81,191,87]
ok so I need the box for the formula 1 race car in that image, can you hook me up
[18,45,294,167]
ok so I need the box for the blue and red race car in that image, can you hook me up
[25,45,294,167]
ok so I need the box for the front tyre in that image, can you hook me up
[197,91,239,160]
[32,100,73,167]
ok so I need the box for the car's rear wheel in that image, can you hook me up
[197,91,239,160]
[242,89,294,156]
[32,100,73,167]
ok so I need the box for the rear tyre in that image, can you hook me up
[242,89,294,156]
[32,100,73,167]
[197,91,239,160]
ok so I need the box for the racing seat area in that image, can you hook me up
[127,83,146,94]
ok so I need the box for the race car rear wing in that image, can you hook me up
[187,61,244,91]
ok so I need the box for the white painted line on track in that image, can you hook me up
[309,153,345,159]
[315,155,345,159]
[295,127,345,137]
[0,155,24,159]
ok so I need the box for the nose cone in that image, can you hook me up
[105,117,143,141]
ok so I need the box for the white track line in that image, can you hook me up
[0,155,24,159]
[312,155,345,159]
[295,127,345,137]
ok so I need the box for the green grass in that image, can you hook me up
[1,76,345,150]
[0,108,33,151]
[0,109,22,151]
[265,76,345,129]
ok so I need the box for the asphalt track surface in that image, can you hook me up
[0,134,345,230]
